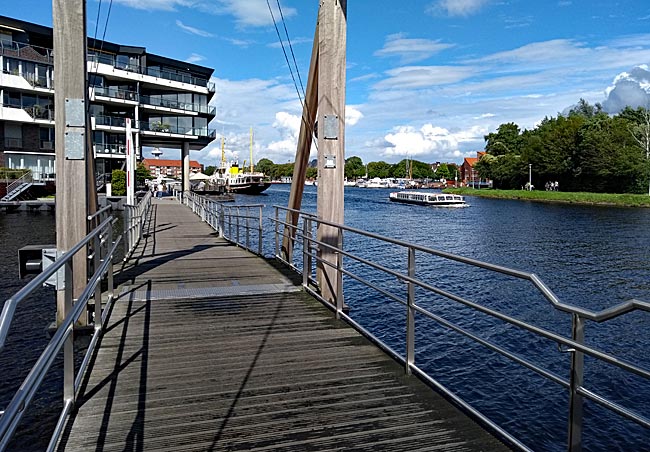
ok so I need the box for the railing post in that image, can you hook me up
[236,207,241,245]
[258,206,263,256]
[302,217,310,287]
[123,206,130,259]
[63,259,75,406]
[406,246,416,375]
[335,227,344,319]
[274,207,280,258]
[245,207,251,251]
[107,222,114,303]
[93,234,102,330]
[567,314,585,452]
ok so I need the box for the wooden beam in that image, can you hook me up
[316,0,346,305]
[282,22,319,260]
[53,0,93,325]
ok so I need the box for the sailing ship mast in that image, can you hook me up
[249,126,254,173]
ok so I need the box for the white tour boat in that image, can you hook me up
[389,191,467,206]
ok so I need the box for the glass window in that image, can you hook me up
[89,74,104,87]
[6,58,19,74]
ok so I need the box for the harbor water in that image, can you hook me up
[2,186,649,451]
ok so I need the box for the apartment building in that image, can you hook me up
[0,15,216,186]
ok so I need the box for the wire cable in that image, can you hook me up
[266,0,318,150]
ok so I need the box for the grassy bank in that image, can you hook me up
[443,187,650,207]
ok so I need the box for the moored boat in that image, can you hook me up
[389,191,466,206]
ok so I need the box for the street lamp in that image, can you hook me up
[528,163,532,191]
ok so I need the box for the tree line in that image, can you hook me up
[475,101,650,194]
[230,157,459,181]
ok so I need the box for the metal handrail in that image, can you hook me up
[1,171,33,201]
[0,192,154,450]
[271,205,650,452]
[124,191,152,260]
[178,191,264,256]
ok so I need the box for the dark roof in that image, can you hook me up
[0,15,213,77]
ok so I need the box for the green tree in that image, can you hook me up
[135,162,151,185]
[435,163,451,180]
[306,167,318,179]
[204,165,217,176]
[111,170,126,196]
[367,161,391,178]
[484,123,522,156]
[344,156,365,179]
[256,158,274,175]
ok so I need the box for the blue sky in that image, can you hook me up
[3,0,650,166]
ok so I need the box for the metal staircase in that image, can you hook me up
[2,171,34,201]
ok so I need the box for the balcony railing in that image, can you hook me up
[94,143,126,155]
[23,105,54,121]
[94,115,136,129]
[88,53,213,91]
[40,140,54,150]
[0,40,54,65]
[139,121,216,138]
[4,137,23,149]
[91,86,138,102]
[139,95,215,115]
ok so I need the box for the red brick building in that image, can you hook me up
[142,159,203,179]
[460,151,490,187]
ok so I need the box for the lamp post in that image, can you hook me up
[528,163,532,191]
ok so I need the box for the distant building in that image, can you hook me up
[460,151,492,188]
[142,158,202,179]
[0,15,215,185]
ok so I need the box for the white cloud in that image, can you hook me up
[428,0,490,17]
[209,0,297,28]
[602,65,650,113]
[113,0,296,27]
[374,34,455,64]
[176,20,214,37]
[185,53,206,63]
[111,0,193,11]
[374,66,475,90]
[382,124,486,160]
[346,106,363,126]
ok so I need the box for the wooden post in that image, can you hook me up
[53,0,94,326]
[316,0,346,305]
[282,24,319,260]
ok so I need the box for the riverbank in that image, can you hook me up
[443,187,650,207]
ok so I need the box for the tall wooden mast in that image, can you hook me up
[283,0,347,306]
[53,0,97,325]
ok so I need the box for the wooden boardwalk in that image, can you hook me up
[58,198,512,451]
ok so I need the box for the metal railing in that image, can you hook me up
[87,53,215,92]
[139,121,216,138]
[124,191,153,260]
[0,214,121,451]
[94,115,135,129]
[177,191,263,255]
[1,170,33,201]
[0,40,54,65]
[271,205,650,452]
[90,86,138,102]
[139,95,215,115]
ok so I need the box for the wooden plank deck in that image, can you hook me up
[57,198,512,451]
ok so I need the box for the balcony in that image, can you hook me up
[87,53,213,90]
[139,95,216,115]
[94,115,137,129]
[23,105,55,121]
[139,120,216,138]
[91,86,139,102]
[94,143,126,156]
[0,40,54,65]
[4,137,23,149]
